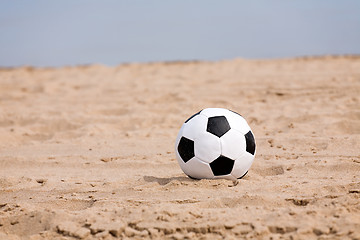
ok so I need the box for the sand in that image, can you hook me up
[0,56,359,239]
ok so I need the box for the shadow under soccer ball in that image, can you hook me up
[143,176,193,186]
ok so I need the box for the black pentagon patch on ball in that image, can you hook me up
[185,110,202,123]
[206,116,230,137]
[177,137,195,163]
[210,155,235,176]
[245,131,256,155]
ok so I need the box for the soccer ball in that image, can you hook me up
[175,108,256,180]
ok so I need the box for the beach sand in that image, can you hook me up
[0,56,359,239]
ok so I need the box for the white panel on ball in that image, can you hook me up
[182,114,208,141]
[183,157,214,179]
[200,108,230,118]
[194,132,221,163]
[225,112,251,134]
[231,152,255,179]
[175,124,185,148]
[220,129,247,160]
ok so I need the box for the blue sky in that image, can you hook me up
[0,1,359,67]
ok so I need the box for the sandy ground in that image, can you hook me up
[0,56,360,239]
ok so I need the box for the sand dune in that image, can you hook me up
[0,56,360,239]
